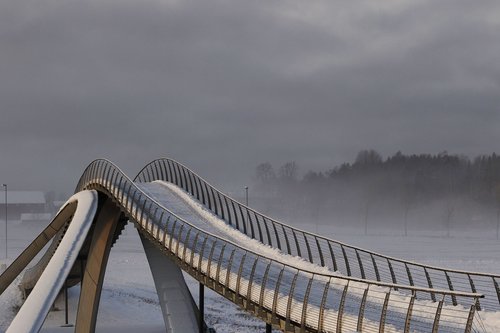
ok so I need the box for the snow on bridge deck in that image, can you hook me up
[137,181,476,333]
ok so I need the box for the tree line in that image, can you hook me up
[253,150,500,237]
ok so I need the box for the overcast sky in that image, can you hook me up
[1,0,499,195]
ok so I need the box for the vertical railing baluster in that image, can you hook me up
[355,250,365,279]
[315,237,325,267]
[337,282,349,333]
[246,257,259,309]
[445,272,458,305]
[238,204,247,235]
[175,224,185,257]
[493,276,500,306]
[281,225,291,254]
[115,175,123,201]
[254,212,264,243]
[328,242,338,272]
[259,261,272,312]
[206,239,217,280]
[317,278,331,332]
[168,219,178,253]
[387,259,397,288]
[464,302,477,333]
[341,245,351,276]
[166,159,174,183]
[109,169,116,194]
[145,165,153,182]
[151,206,159,235]
[223,196,232,226]
[182,168,194,193]
[153,207,161,240]
[210,187,219,216]
[215,244,226,284]
[292,230,302,257]
[197,236,209,272]
[127,187,136,215]
[192,173,201,201]
[134,193,143,222]
[371,253,380,281]
[235,254,247,297]
[431,295,444,333]
[262,217,272,247]
[138,198,148,227]
[300,276,314,331]
[285,271,299,329]
[153,161,161,182]
[303,233,313,263]
[182,228,192,262]
[424,267,436,302]
[200,179,207,206]
[405,263,414,286]
[231,201,240,230]
[272,267,285,319]
[271,223,282,251]
[357,286,369,332]
[225,249,236,291]
[379,291,391,333]
[172,160,179,185]
[190,232,200,268]
[404,291,415,333]
[174,162,183,189]
[247,209,255,239]
[205,182,213,211]
[217,193,225,220]
[162,215,170,246]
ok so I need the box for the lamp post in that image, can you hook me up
[244,186,249,235]
[244,186,249,206]
[3,184,7,259]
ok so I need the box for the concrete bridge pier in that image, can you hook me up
[140,233,200,333]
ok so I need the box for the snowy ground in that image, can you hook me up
[1,214,500,332]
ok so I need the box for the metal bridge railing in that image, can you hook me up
[74,159,484,332]
[134,158,500,312]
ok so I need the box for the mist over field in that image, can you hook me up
[249,150,500,237]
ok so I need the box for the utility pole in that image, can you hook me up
[3,184,6,259]
[245,186,248,206]
[244,186,249,236]
[3,184,7,259]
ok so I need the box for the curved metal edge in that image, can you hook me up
[6,190,98,333]
[78,159,484,299]
[136,158,500,278]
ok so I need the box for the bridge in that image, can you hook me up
[1,158,498,332]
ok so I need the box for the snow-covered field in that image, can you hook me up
[1,211,500,332]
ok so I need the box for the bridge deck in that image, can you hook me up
[137,181,474,333]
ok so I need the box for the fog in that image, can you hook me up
[249,151,500,236]
[1,0,499,209]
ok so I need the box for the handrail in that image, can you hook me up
[134,158,500,311]
[76,159,477,296]
[72,158,484,333]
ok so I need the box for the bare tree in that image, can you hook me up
[495,184,500,240]
[255,162,275,183]
[278,161,298,181]
[355,149,382,165]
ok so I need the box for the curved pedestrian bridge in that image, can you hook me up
[1,158,498,332]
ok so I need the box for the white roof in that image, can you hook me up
[2,191,46,205]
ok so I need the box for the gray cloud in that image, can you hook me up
[0,0,499,193]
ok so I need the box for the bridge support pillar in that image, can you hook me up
[75,198,122,333]
[140,233,200,333]
[199,282,205,333]
[266,323,272,333]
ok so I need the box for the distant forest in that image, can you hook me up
[252,151,500,237]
